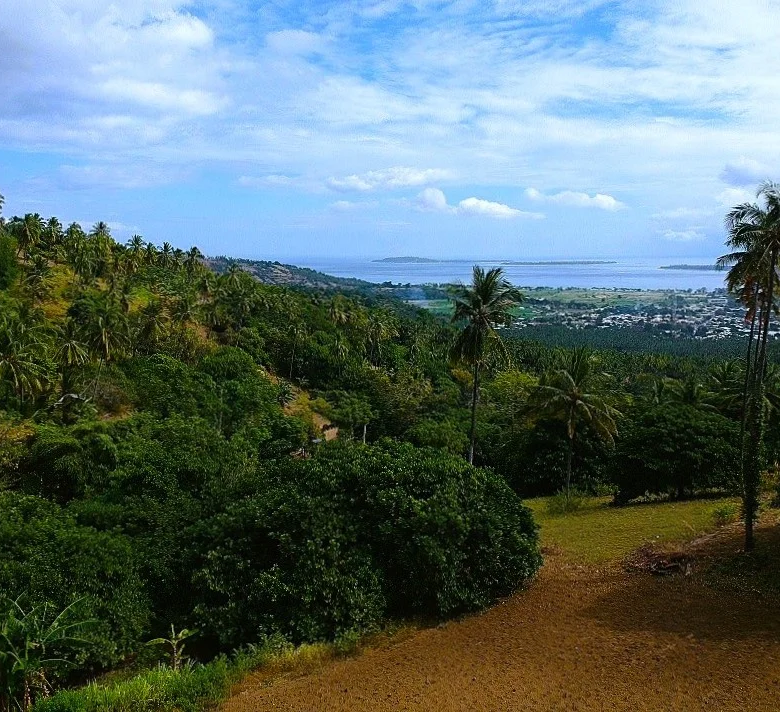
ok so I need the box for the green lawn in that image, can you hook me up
[526,496,737,564]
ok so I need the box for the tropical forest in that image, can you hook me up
[0,181,779,712]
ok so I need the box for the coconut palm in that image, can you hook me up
[184,246,204,276]
[158,242,175,270]
[450,265,523,464]
[528,347,619,500]
[9,213,45,258]
[0,313,48,405]
[718,180,780,550]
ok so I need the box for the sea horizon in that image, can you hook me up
[280,256,727,291]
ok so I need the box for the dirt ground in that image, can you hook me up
[222,532,780,712]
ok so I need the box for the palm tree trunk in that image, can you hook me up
[740,287,759,442]
[566,436,573,501]
[468,361,480,465]
[745,248,778,551]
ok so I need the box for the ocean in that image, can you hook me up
[289,257,727,291]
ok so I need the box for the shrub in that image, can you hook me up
[189,441,541,649]
[712,502,739,527]
[611,404,740,503]
[545,489,587,515]
[0,493,149,671]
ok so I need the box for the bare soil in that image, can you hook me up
[222,526,780,712]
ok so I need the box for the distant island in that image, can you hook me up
[374,257,618,265]
[503,260,617,266]
[659,264,720,271]
[373,256,440,263]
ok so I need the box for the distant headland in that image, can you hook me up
[659,264,720,271]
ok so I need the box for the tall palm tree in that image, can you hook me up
[184,246,204,277]
[159,242,175,269]
[54,320,88,422]
[0,313,48,405]
[450,265,523,464]
[9,213,45,259]
[528,347,620,500]
[718,180,780,550]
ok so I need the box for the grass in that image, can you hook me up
[526,495,739,564]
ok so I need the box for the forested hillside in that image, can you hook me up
[0,201,773,710]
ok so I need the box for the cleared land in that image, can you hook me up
[222,499,780,712]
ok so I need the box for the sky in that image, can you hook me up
[1,0,780,261]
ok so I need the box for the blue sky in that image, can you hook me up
[1,0,779,260]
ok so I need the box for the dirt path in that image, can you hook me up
[222,549,780,712]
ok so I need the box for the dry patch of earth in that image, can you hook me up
[221,513,780,712]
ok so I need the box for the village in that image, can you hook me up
[510,288,758,341]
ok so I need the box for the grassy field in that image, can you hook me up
[527,496,737,563]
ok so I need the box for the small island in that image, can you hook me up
[373,256,441,263]
[659,264,720,271]
[502,260,617,266]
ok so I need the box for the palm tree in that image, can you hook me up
[9,214,45,259]
[159,242,175,269]
[184,246,204,277]
[718,180,780,550]
[450,265,523,464]
[54,320,88,422]
[528,348,619,501]
[665,376,717,410]
[143,242,158,266]
[71,293,128,364]
[0,313,48,406]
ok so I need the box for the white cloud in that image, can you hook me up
[661,228,707,242]
[327,167,453,192]
[457,197,532,219]
[328,200,377,211]
[720,157,771,187]
[99,79,223,115]
[525,188,625,211]
[416,188,452,213]
[717,187,754,207]
[414,188,544,219]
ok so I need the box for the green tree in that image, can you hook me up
[527,347,619,501]
[450,266,522,464]
[718,180,780,550]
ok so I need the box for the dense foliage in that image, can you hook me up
[0,194,773,709]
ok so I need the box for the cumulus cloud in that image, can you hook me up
[717,187,754,206]
[414,189,544,219]
[416,187,452,213]
[661,228,707,242]
[525,188,625,211]
[720,158,771,187]
[326,167,453,192]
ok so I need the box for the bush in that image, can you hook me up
[712,502,739,527]
[188,441,541,649]
[0,493,149,670]
[611,404,740,503]
[545,489,587,515]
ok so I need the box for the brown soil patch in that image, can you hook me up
[221,542,780,712]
